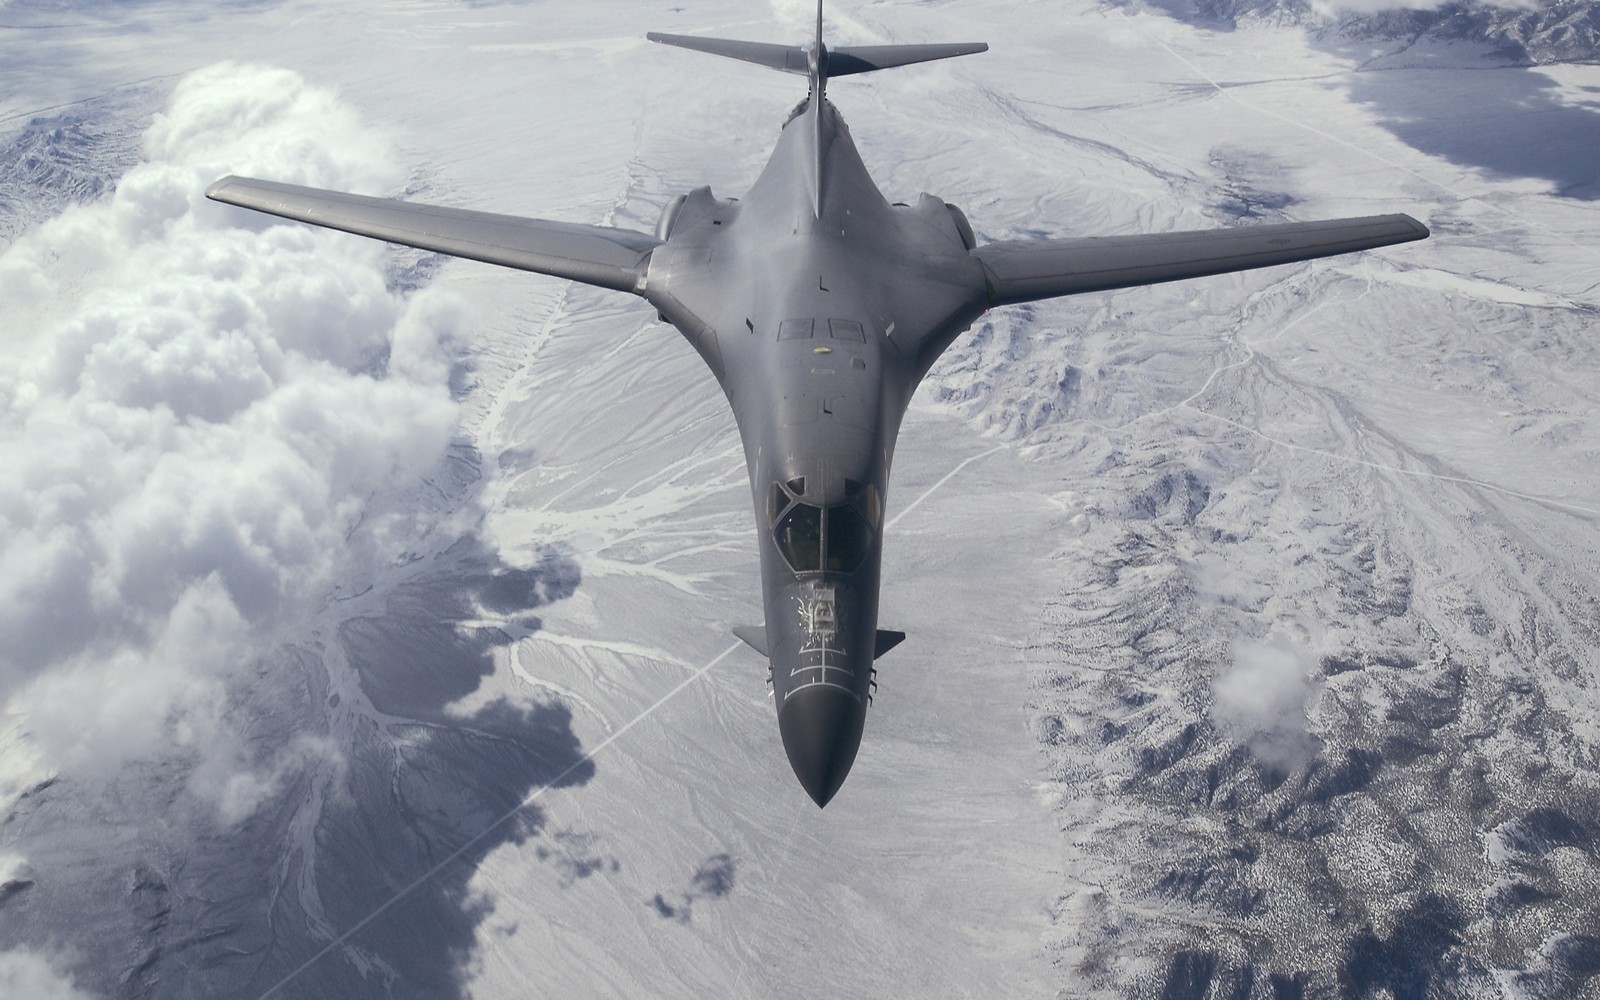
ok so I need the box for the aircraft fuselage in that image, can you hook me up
[643,95,989,805]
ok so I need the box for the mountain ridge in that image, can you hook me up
[1130,0,1600,64]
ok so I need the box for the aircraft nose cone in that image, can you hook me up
[778,686,865,807]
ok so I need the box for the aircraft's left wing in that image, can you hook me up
[206,176,661,295]
[971,214,1428,307]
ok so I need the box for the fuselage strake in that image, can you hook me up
[643,93,989,806]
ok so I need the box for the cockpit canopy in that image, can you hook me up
[769,478,881,575]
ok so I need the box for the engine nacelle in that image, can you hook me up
[904,192,977,251]
[655,193,688,242]
[944,202,977,251]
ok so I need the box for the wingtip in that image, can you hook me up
[1389,213,1430,242]
[204,176,237,202]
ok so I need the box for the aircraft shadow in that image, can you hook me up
[1335,55,1600,200]
[1112,0,1600,200]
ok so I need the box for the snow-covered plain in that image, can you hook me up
[1,0,1597,997]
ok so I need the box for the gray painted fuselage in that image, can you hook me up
[645,95,986,806]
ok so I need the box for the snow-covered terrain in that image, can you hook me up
[1,0,1597,997]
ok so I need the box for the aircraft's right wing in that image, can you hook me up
[971,214,1429,307]
[206,176,661,295]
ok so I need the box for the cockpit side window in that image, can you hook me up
[776,503,822,573]
[769,482,789,524]
[825,504,872,573]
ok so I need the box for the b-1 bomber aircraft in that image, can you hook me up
[207,2,1428,807]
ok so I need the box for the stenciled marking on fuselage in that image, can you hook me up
[789,586,857,698]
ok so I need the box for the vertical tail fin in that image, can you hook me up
[810,0,827,217]
[812,0,826,99]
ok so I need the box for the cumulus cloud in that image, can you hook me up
[1211,638,1322,771]
[195,732,348,828]
[0,948,94,1000]
[770,0,822,34]
[0,852,25,885]
[0,63,466,818]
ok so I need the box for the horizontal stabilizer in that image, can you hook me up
[733,625,770,657]
[647,33,809,73]
[646,33,986,80]
[828,43,988,76]
[874,630,906,658]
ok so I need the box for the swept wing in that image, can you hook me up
[972,214,1429,306]
[205,176,661,295]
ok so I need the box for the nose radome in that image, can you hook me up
[778,685,866,807]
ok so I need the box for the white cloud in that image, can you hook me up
[1211,638,1322,770]
[770,0,821,35]
[0,948,95,1000]
[0,853,25,885]
[0,63,466,820]
[193,732,348,829]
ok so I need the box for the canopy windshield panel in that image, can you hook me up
[776,503,822,572]
[826,504,872,573]
[773,500,875,575]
